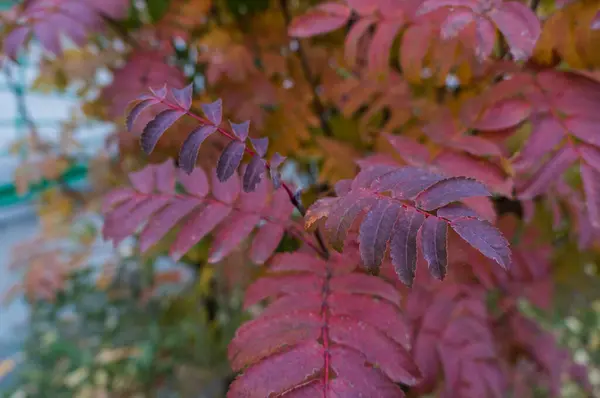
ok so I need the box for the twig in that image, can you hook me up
[158,95,330,259]
[278,0,333,137]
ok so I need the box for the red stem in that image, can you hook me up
[153,94,330,258]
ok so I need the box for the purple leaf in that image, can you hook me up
[139,197,201,253]
[178,125,217,174]
[420,217,448,280]
[450,218,511,268]
[325,191,377,250]
[243,156,267,193]
[201,99,223,125]
[141,109,184,155]
[359,200,402,272]
[269,153,286,189]
[415,177,491,211]
[150,84,167,99]
[518,146,578,199]
[171,83,193,110]
[371,167,445,199]
[436,204,481,220]
[216,141,246,182]
[250,137,269,157]
[581,163,600,229]
[126,99,154,132]
[389,207,425,286]
[230,120,250,141]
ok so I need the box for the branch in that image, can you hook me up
[278,0,333,137]
[156,96,331,259]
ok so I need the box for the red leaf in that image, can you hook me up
[469,99,531,131]
[229,312,322,371]
[209,213,261,263]
[518,146,578,199]
[330,274,402,306]
[580,145,600,173]
[344,17,377,68]
[329,315,421,386]
[514,113,565,169]
[139,197,201,253]
[329,347,407,397]
[170,203,232,261]
[565,116,600,147]
[450,218,511,268]
[368,20,404,74]
[141,109,185,155]
[176,167,209,197]
[288,2,351,38]
[415,177,491,211]
[488,1,541,61]
[250,224,285,264]
[581,163,600,228]
[216,141,246,182]
[389,208,425,286]
[201,99,223,125]
[420,217,448,280]
[227,341,323,397]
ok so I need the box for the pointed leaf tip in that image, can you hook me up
[150,84,167,99]
[250,137,269,157]
[126,99,154,132]
[230,120,250,141]
[201,99,223,125]
[217,141,246,182]
[171,83,193,110]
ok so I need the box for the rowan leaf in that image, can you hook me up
[288,2,351,38]
[518,146,578,199]
[359,200,402,272]
[581,163,600,229]
[414,177,491,211]
[390,208,426,286]
[201,99,223,125]
[420,217,447,280]
[230,120,250,141]
[171,83,193,110]
[103,161,292,264]
[229,252,420,395]
[450,218,511,269]
[216,141,246,182]
[178,125,218,174]
[140,109,185,155]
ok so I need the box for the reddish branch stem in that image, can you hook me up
[157,96,331,259]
